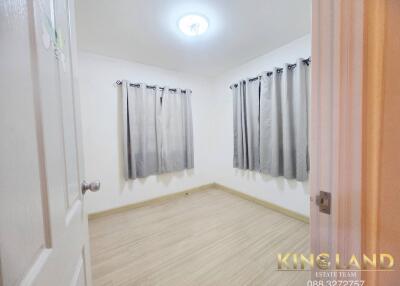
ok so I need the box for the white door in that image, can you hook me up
[0,0,97,285]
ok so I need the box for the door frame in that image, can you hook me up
[362,1,400,285]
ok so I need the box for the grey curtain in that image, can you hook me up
[233,78,260,170]
[122,81,193,180]
[161,88,194,173]
[233,58,310,181]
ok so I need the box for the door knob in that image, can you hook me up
[81,180,100,195]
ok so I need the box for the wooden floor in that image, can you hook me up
[89,188,310,286]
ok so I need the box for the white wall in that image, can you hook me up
[212,35,311,216]
[78,52,216,214]
[79,35,311,216]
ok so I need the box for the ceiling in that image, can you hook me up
[75,0,311,77]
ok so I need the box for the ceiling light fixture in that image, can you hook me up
[178,14,209,36]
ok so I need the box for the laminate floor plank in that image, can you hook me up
[89,188,310,286]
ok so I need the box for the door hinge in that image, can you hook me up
[316,191,331,214]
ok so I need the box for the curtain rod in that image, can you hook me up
[115,80,191,93]
[230,57,311,89]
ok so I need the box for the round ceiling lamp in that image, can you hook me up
[178,14,209,36]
